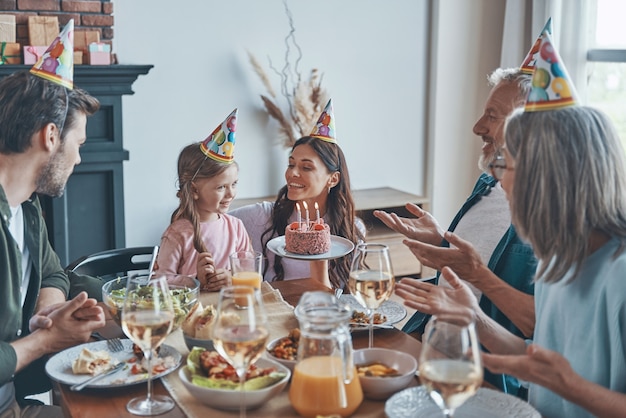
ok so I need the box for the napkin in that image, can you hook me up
[161,282,299,418]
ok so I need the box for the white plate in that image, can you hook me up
[385,386,540,418]
[266,235,355,260]
[45,339,181,389]
[339,294,407,328]
[179,356,290,410]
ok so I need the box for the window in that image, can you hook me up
[586,0,626,146]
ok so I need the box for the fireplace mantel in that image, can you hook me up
[0,64,153,266]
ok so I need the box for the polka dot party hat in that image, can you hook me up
[200,108,238,163]
[30,19,74,90]
[520,17,552,75]
[525,31,579,112]
[309,99,336,143]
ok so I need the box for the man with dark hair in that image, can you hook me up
[0,68,106,416]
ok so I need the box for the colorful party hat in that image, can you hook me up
[200,109,237,163]
[309,99,336,143]
[525,32,579,112]
[30,19,74,90]
[520,18,552,74]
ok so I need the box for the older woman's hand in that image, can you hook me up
[485,344,626,417]
[395,266,480,318]
[373,203,444,247]
[482,344,574,394]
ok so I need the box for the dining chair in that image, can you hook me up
[66,246,155,281]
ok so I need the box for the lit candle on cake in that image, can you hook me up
[314,202,320,224]
[295,202,302,230]
[302,201,309,229]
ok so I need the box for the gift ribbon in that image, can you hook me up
[88,42,110,52]
[0,42,20,65]
[25,46,43,61]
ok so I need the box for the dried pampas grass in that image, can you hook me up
[247,2,329,149]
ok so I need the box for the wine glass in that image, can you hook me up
[212,286,269,418]
[121,274,175,416]
[347,243,395,348]
[418,315,483,417]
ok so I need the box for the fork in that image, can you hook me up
[106,337,124,352]
[91,332,125,352]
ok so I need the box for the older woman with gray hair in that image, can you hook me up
[478,104,626,418]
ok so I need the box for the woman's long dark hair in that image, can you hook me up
[260,136,364,288]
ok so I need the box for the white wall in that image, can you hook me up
[428,0,506,227]
[115,0,430,246]
[114,0,508,247]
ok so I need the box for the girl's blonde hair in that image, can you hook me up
[171,143,238,253]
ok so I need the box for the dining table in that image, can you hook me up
[53,278,424,418]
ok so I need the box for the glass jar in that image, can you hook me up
[289,291,363,417]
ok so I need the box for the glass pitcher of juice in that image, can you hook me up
[289,291,363,417]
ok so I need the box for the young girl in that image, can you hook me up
[230,100,365,289]
[156,109,252,291]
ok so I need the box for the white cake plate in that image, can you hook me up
[266,235,355,260]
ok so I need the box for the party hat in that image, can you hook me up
[30,19,74,90]
[200,108,237,163]
[309,99,336,143]
[520,18,552,74]
[525,32,579,112]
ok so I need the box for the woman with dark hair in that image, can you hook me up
[230,102,364,289]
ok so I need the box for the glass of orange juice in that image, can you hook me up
[229,251,263,289]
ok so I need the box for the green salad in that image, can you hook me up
[186,347,287,391]
[104,278,198,329]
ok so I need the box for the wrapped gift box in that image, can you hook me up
[88,42,111,53]
[87,42,111,65]
[23,45,47,65]
[0,42,21,65]
[87,51,111,65]
[0,15,16,43]
[28,16,59,46]
[75,30,100,54]
[74,50,83,65]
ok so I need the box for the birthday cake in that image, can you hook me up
[285,221,331,255]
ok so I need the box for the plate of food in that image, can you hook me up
[45,339,181,389]
[267,235,355,261]
[339,294,407,329]
[385,386,540,418]
[265,328,300,371]
[180,347,290,410]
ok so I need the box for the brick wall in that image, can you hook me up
[0,0,113,47]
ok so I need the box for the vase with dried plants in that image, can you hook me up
[248,1,329,149]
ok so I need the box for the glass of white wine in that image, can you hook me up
[212,286,269,418]
[419,315,483,417]
[347,243,395,348]
[121,274,175,416]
